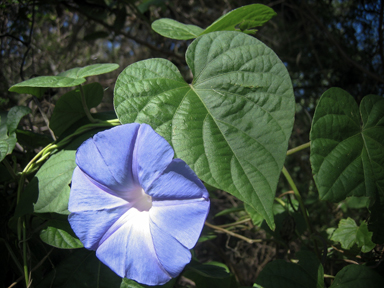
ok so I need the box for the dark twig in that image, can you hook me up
[61,2,184,61]
[20,1,36,81]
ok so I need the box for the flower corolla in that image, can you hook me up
[68,123,210,285]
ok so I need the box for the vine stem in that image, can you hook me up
[15,118,120,288]
[281,166,312,233]
[79,84,98,123]
[281,166,320,256]
[205,221,262,244]
[286,141,310,156]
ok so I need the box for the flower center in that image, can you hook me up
[134,189,152,212]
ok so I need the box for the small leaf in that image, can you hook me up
[114,31,295,230]
[9,76,86,97]
[40,219,83,249]
[6,105,31,135]
[202,4,276,35]
[50,82,104,137]
[0,107,30,162]
[151,18,204,40]
[329,265,384,288]
[33,150,77,214]
[120,279,145,288]
[331,218,375,252]
[58,63,119,79]
[120,278,176,288]
[310,89,384,202]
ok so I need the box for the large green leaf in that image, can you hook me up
[114,31,295,229]
[50,82,104,137]
[254,251,324,288]
[8,76,86,97]
[202,4,276,35]
[330,218,375,252]
[33,150,77,214]
[310,89,384,202]
[151,19,204,40]
[329,264,384,288]
[58,63,119,78]
[151,4,276,40]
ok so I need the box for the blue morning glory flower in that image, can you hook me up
[68,123,210,285]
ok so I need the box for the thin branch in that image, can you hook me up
[205,221,262,244]
[61,2,184,61]
[300,3,384,84]
[0,33,28,46]
[20,1,36,81]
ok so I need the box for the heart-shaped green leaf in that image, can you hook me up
[58,63,119,79]
[310,88,384,202]
[33,150,77,214]
[151,19,204,40]
[114,31,295,229]
[50,82,104,137]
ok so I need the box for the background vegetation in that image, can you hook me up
[1,0,383,287]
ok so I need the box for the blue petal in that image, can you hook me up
[150,219,192,277]
[75,124,140,195]
[68,206,129,250]
[96,208,172,285]
[133,124,174,191]
[68,167,130,212]
[147,158,209,200]
[150,198,210,249]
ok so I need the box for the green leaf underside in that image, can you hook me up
[9,76,86,92]
[58,63,119,78]
[151,19,204,40]
[33,150,77,214]
[50,82,104,137]
[6,105,31,135]
[151,4,276,40]
[310,88,384,202]
[0,107,31,161]
[255,251,324,288]
[40,221,83,249]
[114,31,295,229]
[331,218,375,252]
[329,265,384,288]
[202,4,277,35]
